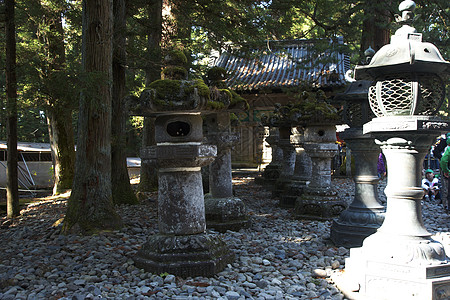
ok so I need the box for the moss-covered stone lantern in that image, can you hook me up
[203,66,250,232]
[336,2,450,299]
[294,92,348,220]
[129,50,234,277]
[260,103,302,204]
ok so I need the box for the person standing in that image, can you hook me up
[438,133,450,211]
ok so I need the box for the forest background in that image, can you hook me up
[1,0,449,227]
[1,0,448,147]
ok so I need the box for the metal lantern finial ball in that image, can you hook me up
[354,0,450,117]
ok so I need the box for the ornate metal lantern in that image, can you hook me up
[355,1,449,117]
[336,80,373,127]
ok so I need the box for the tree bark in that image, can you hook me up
[63,0,122,234]
[111,0,138,204]
[360,0,392,56]
[43,0,76,195]
[5,0,19,218]
[46,107,75,195]
[139,0,162,193]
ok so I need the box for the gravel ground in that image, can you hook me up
[0,174,449,300]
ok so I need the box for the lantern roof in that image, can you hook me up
[355,1,450,80]
[334,80,371,102]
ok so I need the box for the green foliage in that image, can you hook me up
[230,90,249,110]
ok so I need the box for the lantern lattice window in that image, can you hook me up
[368,73,445,117]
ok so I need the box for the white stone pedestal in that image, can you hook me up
[339,116,450,300]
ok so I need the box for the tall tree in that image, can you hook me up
[63,0,122,234]
[5,0,19,218]
[360,0,392,54]
[111,0,138,204]
[138,0,162,193]
[41,0,76,195]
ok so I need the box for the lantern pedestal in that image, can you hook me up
[272,127,296,199]
[338,116,450,299]
[134,114,234,277]
[280,146,311,208]
[294,124,347,220]
[204,112,250,232]
[330,128,385,248]
[257,128,283,189]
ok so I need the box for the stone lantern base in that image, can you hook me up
[294,187,346,220]
[135,233,234,278]
[279,179,308,208]
[330,205,385,248]
[256,164,281,189]
[334,236,450,300]
[204,196,250,232]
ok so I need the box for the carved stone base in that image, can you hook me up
[330,207,385,248]
[294,187,347,220]
[272,178,291,199]
[134,233,234,278]
[259,165,281,189]
[204,196,250,232]
[279,180,308,208]
[340,235,450,299]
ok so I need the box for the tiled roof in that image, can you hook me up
[213,39,350,91]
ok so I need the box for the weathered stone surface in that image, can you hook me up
[341,116,450,300]
[330,128,385,248]
[295,125,347,219]
[135,233,234,278]
[204,196,250,232]
[204,112,249,232]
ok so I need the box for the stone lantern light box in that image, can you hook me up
[128,50,235,277]
[355,0,448,117]
[336,1,450,299]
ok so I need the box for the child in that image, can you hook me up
[422,169,439,201]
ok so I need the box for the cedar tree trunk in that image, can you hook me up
[5,0,19,218]
[43,1,76,195]
[63,0,122,234]
[139,0,162,193]
[111,0,138,204]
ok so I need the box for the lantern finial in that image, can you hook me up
[364,47,375,64]
[395,0,417,37]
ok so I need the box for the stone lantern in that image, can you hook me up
[337,2,450,299]
[203,66,250,232]
[129,50,234,277]
[294,93,348,219]
[330,79,386,248]
[257,121,284,189]
[260,103,301,202]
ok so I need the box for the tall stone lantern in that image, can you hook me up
[129,50,234,277]
[203,66,250,232]
[294,93,348,219]
[260,103,301,201]
[330,79,386,248]
[339,1,450,299]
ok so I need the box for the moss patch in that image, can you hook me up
[207,67,227,82]
[164,50,188,67]
[229,90,249,110]
[161,66,188,80]
[184,79,210,100]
